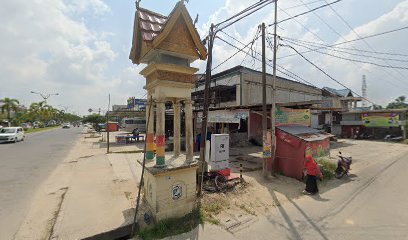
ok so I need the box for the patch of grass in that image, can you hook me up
[402,139,408,144]
[199,196,229,225]
[317,157,337,181]
[138,209,202,240]
[199,209,220,225]
[25,126,59,134]
[239,204,256,216]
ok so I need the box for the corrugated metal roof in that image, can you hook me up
[323,87,351,97]
[277,125,332,142]
[137,8,168,41]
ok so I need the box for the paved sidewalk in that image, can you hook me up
[50,137,141,239]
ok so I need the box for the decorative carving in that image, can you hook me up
[146,70,194,83]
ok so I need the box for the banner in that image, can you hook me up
[305,139,330,159]
[197,110,248,124]
[275,107,311,126]
[362,113,399,127]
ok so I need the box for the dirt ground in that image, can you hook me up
[201,139,408,231]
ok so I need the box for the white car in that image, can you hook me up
[0,127,25,143]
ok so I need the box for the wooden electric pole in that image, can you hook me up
[261,22,269,177]
[271,0,278,173]
[198,24,215,196]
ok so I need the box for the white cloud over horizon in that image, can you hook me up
[0,0,407,115]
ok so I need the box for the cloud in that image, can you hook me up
[0,0,118,114]
[67,0,111,15]
[197,0,408,107]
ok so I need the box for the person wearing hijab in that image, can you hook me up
[303,155,323,195]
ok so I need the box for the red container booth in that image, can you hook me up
[107,122,119,132]
[274,125,331,180]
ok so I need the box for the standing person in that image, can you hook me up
[303,155,323,195]
[132,128,140,141]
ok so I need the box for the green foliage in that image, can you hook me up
[317,158,337,180]
[0,97,81,126]
[0,97,20,121]
[386,96,408,109]
[372,104,383,110]
[82,114,106,129]
[138,209,202,240]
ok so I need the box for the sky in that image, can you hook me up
[1,0,407,115]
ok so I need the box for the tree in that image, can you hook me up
[0,97,20,124]
[372,104,383,110]
[82,114,105,129]
[386,96,408,109]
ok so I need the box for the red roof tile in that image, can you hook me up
[137,8,168,42]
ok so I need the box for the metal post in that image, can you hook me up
[271,0,278,174]
[261,22,269,178]
[107,94,110,154]
[199,24,215,196]
[240,163,243,183]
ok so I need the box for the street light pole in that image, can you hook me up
[30,91,59,104]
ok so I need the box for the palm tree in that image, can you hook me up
[0,97,20,124]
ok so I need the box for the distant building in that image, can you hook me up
[193,65,322,109]
[192,66,325,146]
[112,105,128,111]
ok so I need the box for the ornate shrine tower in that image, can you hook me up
[129,1,207,221]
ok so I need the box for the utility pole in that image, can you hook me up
[198,24,215,196]
[261,22,269,178]
[271,0,278,174]
[107,94,111,154]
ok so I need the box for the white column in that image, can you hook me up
[146,96,154,134]
[185,99,194,162]
[155,99,166,166]
[173,101,181,156]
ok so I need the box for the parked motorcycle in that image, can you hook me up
[335,151,352,179]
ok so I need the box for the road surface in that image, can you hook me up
[0,127,82,240]
[233,149,408,240]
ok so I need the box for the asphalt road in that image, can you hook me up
[234,150,408,240]
[0,127,82,240]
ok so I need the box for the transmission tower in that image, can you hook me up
[362,75,367,107]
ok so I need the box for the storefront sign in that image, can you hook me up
[276,108,311,126]
[197,110,248,123]
[362,113,400,127]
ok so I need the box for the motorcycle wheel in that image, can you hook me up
[334,167,345,179]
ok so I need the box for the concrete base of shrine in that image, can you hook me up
[143,154,199,222]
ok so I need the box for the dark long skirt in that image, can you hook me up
[305,175,319,194]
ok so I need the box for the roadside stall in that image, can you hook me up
[274,125,332,180]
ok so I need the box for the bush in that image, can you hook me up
[317,157,337,180]
[138,209,202,240]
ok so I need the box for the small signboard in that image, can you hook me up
[275,107,311,126]
[172,184,182,200]
[362,113,400,127]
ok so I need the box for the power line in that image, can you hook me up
[282,0,326,10]
[281,38,408,91]
[322,0,408,80]
[218,32,319,87]
[283,39,408,68]
[277,4,327,43]
[281,43,376,104]
[277,25,408,59]
[281,37,408,57]
[277,0,408,89]
[269,0,343,26]
[216,0,275,31]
